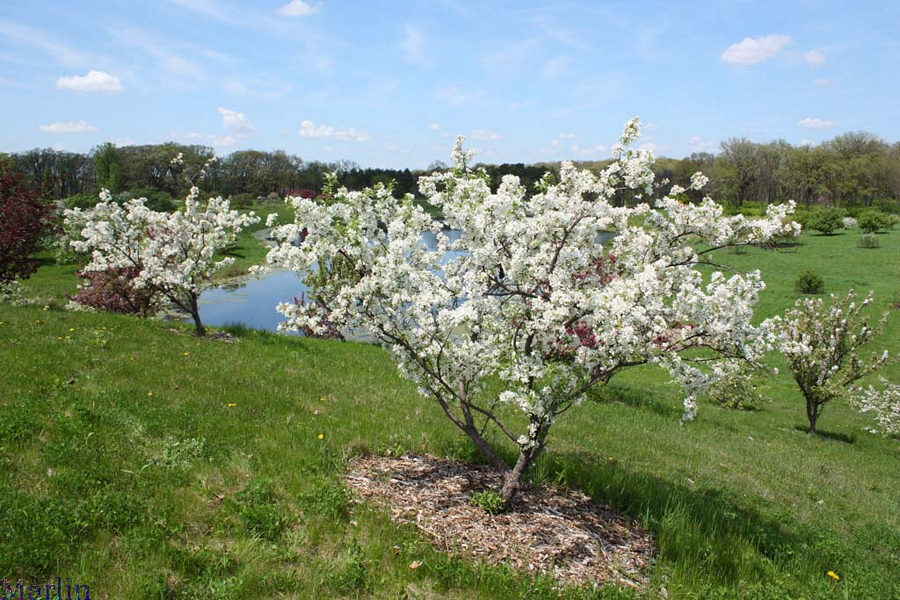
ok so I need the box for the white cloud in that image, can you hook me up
[689,135,718,152]
[542,56,569,79]
[435,86,486,105]
[814,78,831,87]
[721,34,792,65]
[106,27,202,79]
[470,129,503,142]
[211,135,237,147]
[428,123,441,131]
[798,117,834,129]
[225,78,292,101]
[172,131,204,140]
[0,19,89,67]
[278,0,318,17]
[803,50,826,66]
[299,119,371,142]
[573,144,608,157]
[401,25,432,67]
[57,70,123,93]
[39,120,98,133]
[218,107,256,137]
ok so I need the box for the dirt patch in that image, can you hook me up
[346,454,655,590]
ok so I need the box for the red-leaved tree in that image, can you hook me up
[0,161,56,286]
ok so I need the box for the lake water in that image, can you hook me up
[196,228,615,334]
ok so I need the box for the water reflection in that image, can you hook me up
[196,228,615,334]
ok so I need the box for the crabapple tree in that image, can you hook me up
[266,118,799,504]
[64,185,258,335]
[769,290,895,434]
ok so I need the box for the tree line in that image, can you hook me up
[3,131,899,212]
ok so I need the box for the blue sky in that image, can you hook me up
[1,1,898,168]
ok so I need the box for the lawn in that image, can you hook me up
[0,226,897,599]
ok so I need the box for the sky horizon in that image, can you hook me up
[1,1,898,169]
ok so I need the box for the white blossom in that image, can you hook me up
[265,118,798,465]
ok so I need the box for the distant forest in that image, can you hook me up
[3,130,899,213]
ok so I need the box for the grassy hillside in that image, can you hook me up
[0,226,897,599]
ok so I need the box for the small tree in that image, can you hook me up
[266,119,799,505]
[803,207,844,235]
[857,209,892,234]
[0,161,56,289]
[771,290,894,434]
[65,186,258,335]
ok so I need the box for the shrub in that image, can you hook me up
[0,161,56,287]
[128,186,176,212]
[229,193,256,209]
[858,233,879,249]
[872,197,899,214]
[795,270,824,294]
[857,209,892,234]
[65,193,103,210]
[67,267,159,316]
[842,216,857,230]
[802,207,844,235]
[705,363,767,410]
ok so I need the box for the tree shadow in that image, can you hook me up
[791,425,856,444]
[589,384,683,420]
[529,449,807,585]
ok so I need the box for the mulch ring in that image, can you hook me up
[346,454,655,590]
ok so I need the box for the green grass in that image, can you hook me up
[1,227,898,598]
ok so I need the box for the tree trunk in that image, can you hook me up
[807,400,819,434]
[189,294,206,337]
[498,438,548,507]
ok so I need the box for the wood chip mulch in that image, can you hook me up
[346,454,655,590]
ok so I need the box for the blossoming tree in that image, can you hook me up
[770,290,895,434]
[65,186,259,335]
[266,118,799,504]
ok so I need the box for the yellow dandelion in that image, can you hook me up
[827,571,840,581]
[147,392,153,397]
[69,328,75,332]
[57,337,63,341]
[227,403,237,407]
[43,305,49,311]
[184,352,190,357]
[317,433,324,440]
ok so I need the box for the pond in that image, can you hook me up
[195,229,615,335]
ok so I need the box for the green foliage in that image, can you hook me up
[802,207,845,235]
[705,366,767,410]
[857,209,892,233]
[469,490,507,514]
[795,270,825,294]
[229,192,256,209]
[230,479,286,541]
[2,227,899,598]
[858,233,880,249]
[64,192,102,209]
[93,142,121,192]
[126,186,176,212]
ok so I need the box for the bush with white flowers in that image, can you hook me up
[769,290,894,434]
[852,379,900,436]
[64,186,259,335]
[265,118,799,503]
